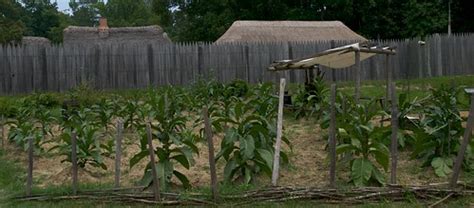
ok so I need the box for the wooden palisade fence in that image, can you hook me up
[1,33,474,95]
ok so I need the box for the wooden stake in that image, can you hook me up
[450,95,474,188]
[329,83,337,187]
[26,136,34,196]
[146,122,161,201]
[202,107,218,201]
[114,120,124,188]
[1,115,4,149]
[272,78,286,186]
[71,131,78,195]
[355,50,361,103]
[390,82,399,185]
[385,54,392,105]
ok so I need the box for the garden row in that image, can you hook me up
[0,76,473,196]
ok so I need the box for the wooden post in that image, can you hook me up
[114,120,123,188]
[329,83,337,187]
[331,41,336,83]
[0,115,4,149]
[272,78,286,186]
[146,122,161,201]
[202,107,218,201]
[449,95,474,188]
[26,136,34,196]
[71,131,78,195]
[390,82,399,185]
[355,50,361,103]
[385,54,392,104]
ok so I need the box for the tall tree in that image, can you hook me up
[96,0,156,27]
[21,0,67,43]
[69,0,101,26]
[0,0,26,44]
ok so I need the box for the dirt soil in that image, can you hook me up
[1,113,470,189]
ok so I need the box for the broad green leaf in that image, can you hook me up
[173,170,190,188]
[171,154,190,169]
[257,148,273,170]
[223,158,238,182]
[431,157,453,177]
[240,135,255,160]
[130,151,149,168]
[351,158,373,187]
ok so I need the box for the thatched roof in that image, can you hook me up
[63,25,171,45]
[215,21,367,43]
[21,36,51,45]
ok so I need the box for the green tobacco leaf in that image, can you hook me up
[223,158,238,182]
[130,151,149,168]
[336,144,356,155]
[371,167,386,185]
[351,158,373,187]
[173,170,190,188]
[431,157,453,177]
[240,136,255,160]
[172,154,190,169]
[257,148,273,170]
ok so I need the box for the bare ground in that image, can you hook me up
[0,113,470,190]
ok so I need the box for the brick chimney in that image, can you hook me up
[98,17,109,38]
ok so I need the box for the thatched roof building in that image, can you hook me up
[215,21,367,43]
[63,18,171,45]
[21,36,51,45]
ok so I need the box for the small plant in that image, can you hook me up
[51,107,108,170]
[412,85,468,177]
[292,71,328,119]
[130,90,198,189]
[323,94,389,186]
[215,95,289,184]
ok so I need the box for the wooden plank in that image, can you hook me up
[1,115,4,149]
[390,82,398,185]
[146,122,161,201]
[449,95,474,187]
[202,107,218,201]
[329,83,337,187]
[114,120,124,188]
[271,78,286,186]
[71,131,78,195]
[26,136,34,196]
[355,51,361,103]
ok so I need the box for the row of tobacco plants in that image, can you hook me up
[1,80,289,190]
[294,73,474,186]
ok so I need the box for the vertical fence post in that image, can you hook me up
[203,107,218,201]
[390,82,399,185]
[114,120,124,188]
[146,122,161,201]
[329,83,337,187]
[355,50,361,103]
[272,78,286,186]
[71,131,78,195]
[0,115,4,149]
[385,54,392,104]
[450,95,474,188]
[26,136,34,196]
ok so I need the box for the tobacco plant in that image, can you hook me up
[412,86,468,177]
[51,107,108,170]
[293,71,328,119]
[130,89,198,189]
[215,92,289,184]
[323,94,390,186]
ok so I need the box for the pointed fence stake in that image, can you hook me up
[146,122,161,201]
[71,131,78,195]
[26,137,34,196]
[329,83,337,187]
[390,82,399,185]
[114,120,124,188]
[450,95,474,188]
[203,107,218,201]
[272,78,286,186]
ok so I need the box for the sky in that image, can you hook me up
[52,0,108,13]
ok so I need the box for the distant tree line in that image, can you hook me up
[1,0,473,44]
